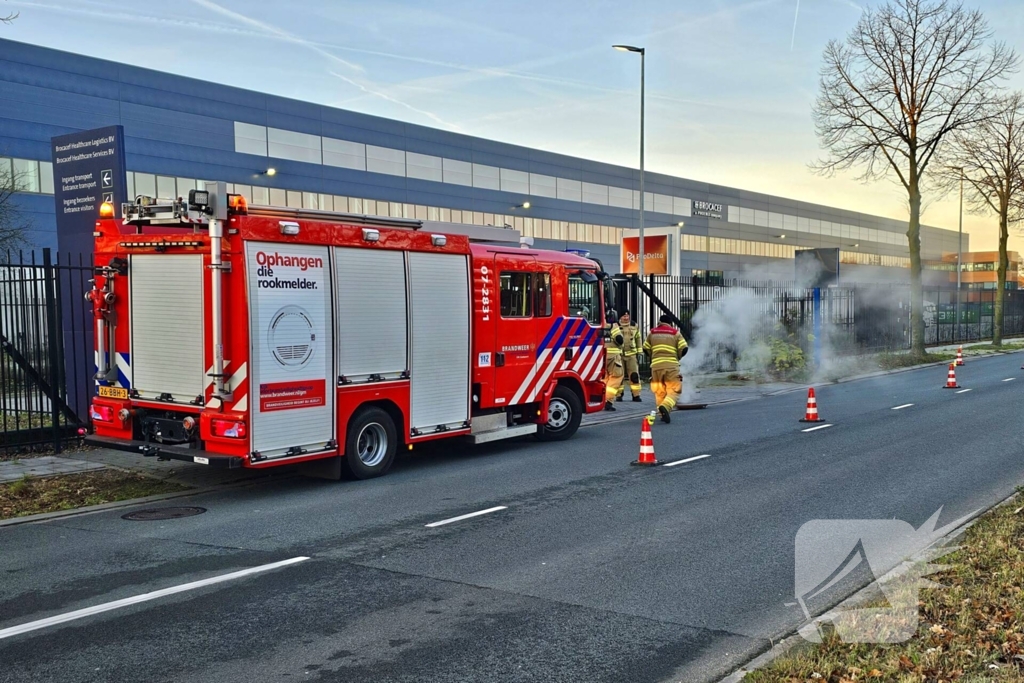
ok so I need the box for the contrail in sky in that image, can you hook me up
[790,0,801,51]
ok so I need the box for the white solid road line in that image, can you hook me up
[425,506,508,528]
[1003,378,1017,382]
[0,556,310,641]
[663,454,711,467]
[956,388,973,394]
[801,424,834,433]
[891,404,914,410]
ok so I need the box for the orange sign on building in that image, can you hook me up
[621,235,669,275]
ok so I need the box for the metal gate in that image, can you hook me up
[1,249,93,453]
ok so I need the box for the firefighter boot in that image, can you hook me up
[616,394,624,402]
[604,402,617,412]
[632,395,642,402]
[658,405,671,424]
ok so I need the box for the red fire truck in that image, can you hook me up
[86,184,609,479]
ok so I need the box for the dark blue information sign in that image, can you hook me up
[50,125,127,255]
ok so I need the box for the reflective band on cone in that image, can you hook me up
[631,414,659,466]
[799,387,822,423]
[956,346,964,366]
[944,363,960,389]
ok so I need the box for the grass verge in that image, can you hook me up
[0,469,189,520]
[745,495,1024,682]
[877,352,957,371]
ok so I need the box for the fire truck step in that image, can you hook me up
[471,423,538,445]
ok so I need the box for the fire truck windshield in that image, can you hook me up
[568,273,602,324]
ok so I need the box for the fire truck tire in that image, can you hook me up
[536,385,582,442]
[344,407,397,479]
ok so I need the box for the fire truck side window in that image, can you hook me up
[568,275,600,324]
[500,272,532,318]
[534,273,552,317]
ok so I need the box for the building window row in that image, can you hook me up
[679,232,910,267]
[234,121,925,253]
[0,157,55,195]
[233,121,693,216]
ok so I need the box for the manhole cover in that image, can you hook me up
[122,506,207,521]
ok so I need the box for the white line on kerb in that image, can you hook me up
[801,424,834,433]
[956,388,973,394]
[891,404,914,410]
[1003,378,1016,382]
[0,556,310,641]
[425,506,507,528]
[663,454,711,467]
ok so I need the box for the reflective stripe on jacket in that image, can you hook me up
[619,323,642,356]
[643,324,688,369]
[605,323,624,355]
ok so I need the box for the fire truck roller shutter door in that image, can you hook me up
[246,242,335,458]
[129,254,205,403]
[334,247,407,381]
[408,252,470,432]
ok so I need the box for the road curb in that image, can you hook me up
[0,473,290,528]
[714,489,1022,683]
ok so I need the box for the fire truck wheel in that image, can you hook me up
[537,385,582,442]
[344,407,397,479]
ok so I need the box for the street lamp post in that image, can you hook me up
[955,167,964,338]
[613,44,646,296]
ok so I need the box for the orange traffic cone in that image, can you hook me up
[944,363,960,389]
[631,413,659,466]
[799,387,822,423]
[956,346,964,366]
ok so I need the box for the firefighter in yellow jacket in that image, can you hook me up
[643,314,689,423]
[603,309,624,411]
[616,310,642,402]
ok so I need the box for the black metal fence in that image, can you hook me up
[613,274,1024,356]
[1,249,93,453]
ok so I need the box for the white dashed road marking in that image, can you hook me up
[663,454,711,467]
[801,424,834,433]
[891,404,914,410]
[956,388,973,394]
[425,506,507,528]
[1003,378,1016,382]
[0,556,310,641]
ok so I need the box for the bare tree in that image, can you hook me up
[0,164,32,254]
[813,0,1017,357]
[945,93,1024,345]
[1,0,18,24]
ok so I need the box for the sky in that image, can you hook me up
[5,0,1024,252]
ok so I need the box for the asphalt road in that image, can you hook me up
[2,354,1022,682]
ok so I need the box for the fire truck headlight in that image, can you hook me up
[431,234,447,247]
[188,189,210,209]
[279,221,300,236]
[362,228,380,243]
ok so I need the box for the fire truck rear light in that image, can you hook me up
[117,408,131,423]
[228,194,248,215]
[279,221,300,235]
[362,228,380,242]
[90,404,114,422]
[182,416,197,432]
[431,234,447,247]
[99,202,115,218]
[211,419,247,439]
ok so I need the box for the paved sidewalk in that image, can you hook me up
[0,456,105,484]
[61,448,288,488]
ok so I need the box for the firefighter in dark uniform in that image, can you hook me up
[616,309,642,402]
[643,314,688,423]
[603,309,624,411]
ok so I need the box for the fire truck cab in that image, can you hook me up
[86,184,609,479]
